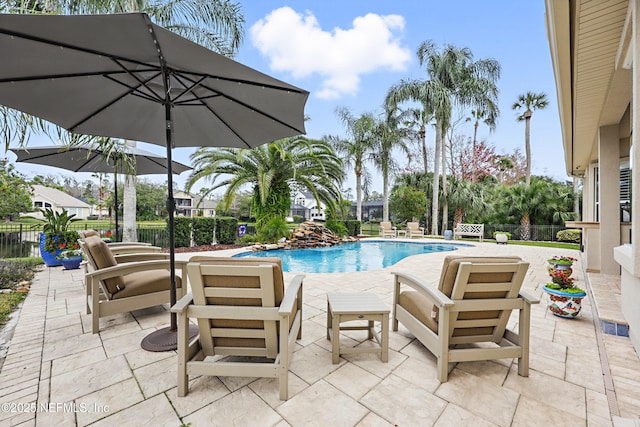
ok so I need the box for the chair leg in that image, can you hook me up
[177,311,189,397]
[518,302,532,377]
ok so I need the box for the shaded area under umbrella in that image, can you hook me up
[9,144,191,241]
[0,12,309,351]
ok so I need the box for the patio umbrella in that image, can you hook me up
[9,144,192,241]
[0,13,309,351]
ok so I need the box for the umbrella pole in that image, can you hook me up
[113,168,119,242]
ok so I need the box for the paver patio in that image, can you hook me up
[1,240,639,426]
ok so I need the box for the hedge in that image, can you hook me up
[193,217,216,246]
[215,217,238,244]
[556,229,581,243]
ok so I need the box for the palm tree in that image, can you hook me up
[186,137,343,231]
[446,178,486,228]
[327,107,377,221]
[386,40,501,235]
[512,91,549,188]
[500,178,555,240]
[371,105,410,222]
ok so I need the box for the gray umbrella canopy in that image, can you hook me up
[9,144,192,242]
[0,13,308,147]
[9,144,191,175]
[0,12,309,351]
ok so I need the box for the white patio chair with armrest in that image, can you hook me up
[392,255,538,382]
[81,235,185,333]
[378,221,396,238]
[172,256,304,400]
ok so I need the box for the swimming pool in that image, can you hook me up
[233,240,470,273]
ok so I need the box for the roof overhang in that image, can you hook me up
[545,0,631,177]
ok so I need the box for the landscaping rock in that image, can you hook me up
[252,221,358,251]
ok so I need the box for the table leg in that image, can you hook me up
[332,313,340,364]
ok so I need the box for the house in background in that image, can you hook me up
[28,184,91,219]
[546,0,639,353]
[350,199,383,221]
[291,191,326,221]
[174,191,217,217]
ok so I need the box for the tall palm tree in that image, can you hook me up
[371,105,410,222]
[386,40,500,235]
[512,91,548,188]
[446,178,486,228]
[2,1,245,241]
[327,107,377,221]
[186,137,343,230]
[500,178,555,240]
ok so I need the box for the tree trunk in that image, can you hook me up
[122,140,137,242]
[453,206,464,229]
[431,121,442,235]
[383,166,389,222]
[420,124,428,173]
[524,111,532,187]
[520,212,531,241]
[472,120,479,182]
[355,167,362,221]
[441,132,448,233]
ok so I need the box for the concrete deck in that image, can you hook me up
[1,240,639,426]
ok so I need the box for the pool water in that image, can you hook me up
[233,240,469,273]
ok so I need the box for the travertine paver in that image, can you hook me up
[0,240,638,426]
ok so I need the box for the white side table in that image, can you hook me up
[326,292,390,364]
[396,229,407,238]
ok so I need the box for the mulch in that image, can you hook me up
[169,244,244,253]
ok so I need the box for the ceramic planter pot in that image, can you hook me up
[543,285,586,318]
[39,233,62,267]
[60,256,83,270]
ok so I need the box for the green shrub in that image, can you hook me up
[193,217,216,246]
[238,235,259,245]
[325,219,348,237]
[215,217,238,244]
[292,215,304,224]
[173,217,192,248]
[344,220,362,236]
[257,217,290,243]
[86,215,99,220]
[556,229,581,243]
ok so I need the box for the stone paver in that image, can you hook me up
[0,240,638,426]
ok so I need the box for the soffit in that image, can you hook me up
[572,0,628,175]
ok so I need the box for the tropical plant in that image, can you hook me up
[371,105,410,222]
[328,107,377,221]
[186,137,343,233]
[41,208,81,254]
[389,186,427,224]
[497,179,555,240]
[386,40,501,235]
[512,91,549,187]
[447,178,486,229]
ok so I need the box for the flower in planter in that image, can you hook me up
[56,242,82,260]
[549,269,575,289]
[548,255,577,265]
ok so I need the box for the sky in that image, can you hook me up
[3,1,568,195]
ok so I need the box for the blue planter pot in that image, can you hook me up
[543,285,587,318]
[39,233,63,267]
[60,256,83,270]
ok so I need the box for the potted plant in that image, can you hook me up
[547,255,577,270]
[57,243,83,270]
[39,208,81,267]
[493,231,511,244]
[543,257,586,318]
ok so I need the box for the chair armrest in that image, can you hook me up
[86,259,175,281]
[392,271,454,307]
[279,274,305,316]
[519,290,540,304]
[110,245,162,255]
[107,242,152,247]
[171,292,194,314]
[115,253,170,263]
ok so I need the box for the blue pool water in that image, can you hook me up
[233,240,469,273]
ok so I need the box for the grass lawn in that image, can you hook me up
[0,292,27,327]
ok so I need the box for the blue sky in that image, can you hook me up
[5,1,567,193]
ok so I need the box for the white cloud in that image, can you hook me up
[250,7,411,99]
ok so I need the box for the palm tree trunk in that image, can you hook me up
[355,169,362,221]
[520,212,531,241]
[122,140,137,242]
[525,113,532,187]
[431,121,442,235]
[420,124,428,173]
[383,166,389,222]
[453,206,464,228]
[441,133,448,233]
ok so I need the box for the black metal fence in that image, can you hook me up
[0,222,574,259]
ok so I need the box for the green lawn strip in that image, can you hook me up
[0,292,27,327]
